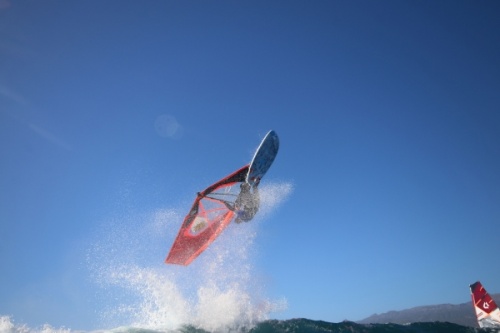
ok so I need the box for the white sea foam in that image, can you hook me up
[0,316,72,333]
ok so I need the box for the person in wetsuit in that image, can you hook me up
[234,182,259,223]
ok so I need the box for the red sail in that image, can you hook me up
[166,165,248,265]
[470,281,500,328]
[471,281,498,314]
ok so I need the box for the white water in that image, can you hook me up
[2,182,292,333]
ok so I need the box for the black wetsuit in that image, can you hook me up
[234,182,259,223]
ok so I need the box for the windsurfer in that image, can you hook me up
[234,182,259,223]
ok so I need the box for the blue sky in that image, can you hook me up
[1,1,500,330]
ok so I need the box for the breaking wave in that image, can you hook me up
[0,316,491,333]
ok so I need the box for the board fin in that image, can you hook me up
[470,281,500,328]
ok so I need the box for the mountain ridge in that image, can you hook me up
[358,293,500,328]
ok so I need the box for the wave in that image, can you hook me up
[0,316,492,333]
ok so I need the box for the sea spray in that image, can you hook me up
[105,266,191,329]
[87,182,293,332]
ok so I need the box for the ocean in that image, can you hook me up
[0,316,495,333]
